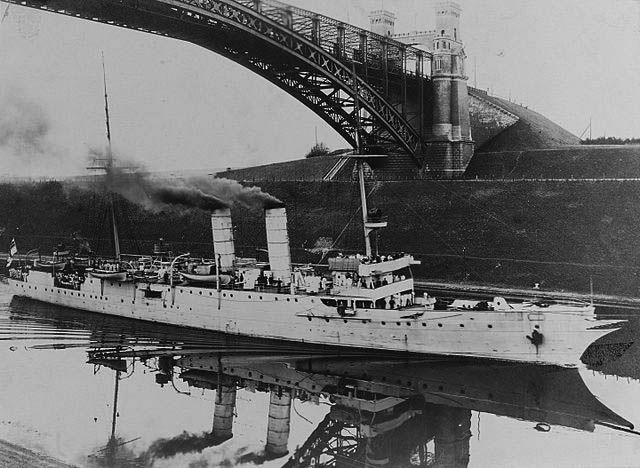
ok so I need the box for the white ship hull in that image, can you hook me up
[8,270,617,367]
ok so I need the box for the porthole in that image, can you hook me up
[396,322,401,326]
[406,322,411,326]
[308,317,312,321]
[121,299,124,303]
[286,298,290,302]
[198,291,202,295]
[209,292,212,296]
[534,325,540,329]
[488,324,493,329]
[248,295,252,299]
[438,323,443,327]
[438,385,444,391]
[422,323,426,327]
[325,318,330,323]
[343,319,348,323]
[294,298,298,302]
[223,293,226,297]
[459,324,464,327]
[230,294,234,298]
[275,297,278,301]
[259,296,263,300]
[381,321,386,325]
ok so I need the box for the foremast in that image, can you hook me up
[102,55,121,261]
[87,53,121,261]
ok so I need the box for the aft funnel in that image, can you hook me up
[211,208,235,271]
[265,206,292,285]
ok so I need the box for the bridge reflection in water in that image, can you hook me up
[2,295,638,467]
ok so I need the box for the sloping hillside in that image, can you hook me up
[469,88,581,151]
[465,145,640,179]
[218,154,345,182]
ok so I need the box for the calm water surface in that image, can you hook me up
[1,286,640,467]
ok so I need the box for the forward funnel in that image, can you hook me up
[211,208,235,271]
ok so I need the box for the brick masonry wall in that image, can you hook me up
[469,92,520,148]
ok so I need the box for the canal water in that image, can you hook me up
[1,287,640,467]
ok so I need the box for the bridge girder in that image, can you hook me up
[2,0,428,163]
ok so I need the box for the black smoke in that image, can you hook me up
[90,149,282,212]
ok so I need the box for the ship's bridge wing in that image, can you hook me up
[359,256,415,277]
[328,255,418,277]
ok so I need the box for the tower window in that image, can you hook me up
[454,28,457,40]
[441,29,445,36]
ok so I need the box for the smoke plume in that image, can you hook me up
[0,86,50,158]
[0,85,84,177]
[144,431,224,459]
[92,150,282,212]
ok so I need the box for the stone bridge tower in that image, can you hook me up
[429,1,473,176]
[372,1,474,177]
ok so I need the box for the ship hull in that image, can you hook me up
[7,270,616,367]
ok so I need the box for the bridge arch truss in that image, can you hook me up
[3,0,431,161]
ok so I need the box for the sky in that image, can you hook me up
[0,0,639,177]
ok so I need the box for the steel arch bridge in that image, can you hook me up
[1,0,432,165]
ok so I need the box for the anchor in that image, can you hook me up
[526,329,544,352]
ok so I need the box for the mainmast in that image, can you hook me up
[101,53,121,261]
[351,62,386,258]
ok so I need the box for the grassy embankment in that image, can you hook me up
[1,179,639,297]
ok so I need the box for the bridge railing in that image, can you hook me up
[235,0,431,80]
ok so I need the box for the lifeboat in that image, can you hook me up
[179,271,232,285]
[33,260,66,271]
[86,268,129,282]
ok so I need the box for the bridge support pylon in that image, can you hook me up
[419,1,474,179]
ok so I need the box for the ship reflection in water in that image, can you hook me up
[1,293,640,467]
